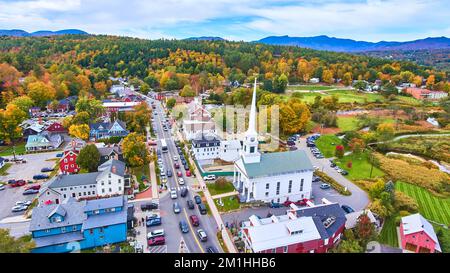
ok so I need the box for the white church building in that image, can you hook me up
[233,79,314,204]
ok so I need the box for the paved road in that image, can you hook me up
[141,95,222,253]
[298,137,370,211]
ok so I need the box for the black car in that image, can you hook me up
[307,142,316,147]
[187,200,195,209]
[287,140,296,146]
[198,203,207,215]
[179,220,189,233]
[341,170,349,176]
[181,159,187,165]
[180,187,188,197]
[33,174,49,180]
[141,202,158,211]
[341,205,355,214]
[184,164,189,171]
[166,170,173,177]
[206,246,218,253]
[194,195,202,204]
[330,163,336,168]
[41,167,54,172]
[23,189,39,195]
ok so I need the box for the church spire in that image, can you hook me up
[241,78,260,164]
[247,78,257,136]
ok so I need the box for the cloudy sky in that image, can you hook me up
[0,0,449,42]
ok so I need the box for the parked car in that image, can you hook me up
[33,174,49,180]
[341,205,355,214]
[184,164,189,171]
[194,195,202,204]
[23,189,39,195]
[186,170,192,177]
[177,171,183,178]
[179,220,189,233]
[178,178,185,185]
[9,180,26,187]
[330,163,336,168]
[16,200,32,206]
[203,174,216,181]
[173,156,178,161]
[289,146,298,151]
[189,215,200,226]
[147,229,165,239]
[166,170,173,177]
[173,202,181,214]
[26,185,41,191]
[197,229,208,242]
[146,216,162,227]
[11,205,28,212]
[341,170,349,176]
[206,246,218,253]
[0,184,5,191]
[148,236,165,246]
[141,202,158,211]
[198,203,207,215]
[320,183,331,190]
[287,140,296,146]
[174,162,180,169]
[187,200,195,210]
[41,167,54,172]
[269,202,282,208]
[55,153,64,158]
[294,199,309,206]
[170,189,178,199]
[180,187,188,197]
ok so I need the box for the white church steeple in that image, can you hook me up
[242,78,261,164]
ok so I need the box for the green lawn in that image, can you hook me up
[379,215,399,247]
[315,134,343,158]
[335,151,385,181]
[0,143,26,156]
[207,181,236,196]
[288,89,386,105]
[395,181,450,225]
[214,196,240,213]
[337,116,360,131]
[131,165,150,191]
[0,163,12,176]
[288,85,337,91]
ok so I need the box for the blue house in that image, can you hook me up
[89,120,129,140]
[30,196,129,253]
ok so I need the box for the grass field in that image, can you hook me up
[288,85,337,91]
[315,134,343,158]
[288,89,386,105]
[335,151,385,181]
[379,215,399,247]
[131,165,150,191]
[337,116,360,131]
[207,181,236,196]
[0,143,26,156]
[395,181,450,225]
[214,196,240,213]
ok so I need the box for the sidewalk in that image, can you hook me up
[146,126,159,200]
[211,191,239,200]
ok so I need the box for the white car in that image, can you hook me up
[203,175,216,181]
[173,156,178,161]
[11,205,28,212]
[157,159,163,165]
[147,229,165,239]
[178,178,185,185]
[16,201,31,206]
[0,184,5,191]
[170,189,178,199]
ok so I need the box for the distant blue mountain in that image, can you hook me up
[184,36,225,41]
[0,29,88,37]
[256,35,450,52]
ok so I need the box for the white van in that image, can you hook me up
[147,229,165,239]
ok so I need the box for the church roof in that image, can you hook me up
[240,150,313,178]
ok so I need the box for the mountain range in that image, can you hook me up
[256,35,450,52]
[0,29,88,37]
[184,36,225,41]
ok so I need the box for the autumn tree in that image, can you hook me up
[335,145,345,158]
[166,98,176,109]
[349,138,365,154]
[180,85,196,97]
[69,124,90,140]
[9,96,34,113]
[122,133,150,167]
[376,123,395,142]
[0,104,27,144]
[75,96,104,118]
[125,103,151,134]
[27,81,56,108]
[272,74,288,93]
[0,229,35,253]
[76,144,100,172]
[354,213,377,247]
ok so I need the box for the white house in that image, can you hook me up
[219,139,242,162]
[309,78,320,84]
[39,159,127,205]
[233,79,314,203]
[183,97,216,141]
[191,137,221,163]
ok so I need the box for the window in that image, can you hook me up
[118,187,122,191]
[276,182,280,195]
[288,180,292,193]
[73,226,77,231]
[94,210,100,214]
[265,192,269,197]
[72,193,75,198]
[265,183,269,190]
[118,179,121,184]
[283,246,288,253]
[109,188,112,192]
[61,227,66,233]
[271,248,276,253]
[78,192,81,196]
[108,173,111,178]
[300,179,304,191]
[250,146,255,153]
[63,194,66,199]
[102,189,105,193]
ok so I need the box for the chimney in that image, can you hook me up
[112,166,116,174]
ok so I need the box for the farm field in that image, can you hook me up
[379,215,399,247]
[288,89,386,104]
[395,181,450,225]
[337,116,360,131]
[287,85,337,91]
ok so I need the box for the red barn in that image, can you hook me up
[241,203,346,253]
[46,122,67,134]
[59,150,80,174]
[400,213,441,253]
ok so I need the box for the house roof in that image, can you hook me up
[33,232,84,248]
[98,159,126,177]
[29,199,86,232]
[239,150,314,179]
[243,214,322,252]
[90,120,127,132]
[84,196,124,212]
[294,203,347,239]
[192,137,220,148]
[49,204,67,218]
[345,209,377,229]
[47,173,99,189]
[401,213,441,252]
[82,204,127,230]
[98,146,122,157]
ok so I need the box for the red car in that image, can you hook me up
[26,185,41,191]
[294,199,309,206]
[177,171,183,177]
[148,236,165,246]
[186,170,191,177]
[174,162,180,169]
[10,180,26,187]
[283,200,293,207]
[189,215,200,226]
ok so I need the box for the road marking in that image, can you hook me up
[148,245,167,253]
[183,208,205,253]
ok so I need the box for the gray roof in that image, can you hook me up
[29,199,87,232]
[98,146,121,156]
[49,204,67,218]
[48,173,100,189]
[241,150,313,178]
[82,206,127,230]
[0,157,5,164]
[295,203,346,240]
[84,196,124,212]
[98,159,126,177]
[33,232,84,248]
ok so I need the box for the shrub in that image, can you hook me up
[335,145,345,158]
[394,191,419,213]
[315,170,351,196]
